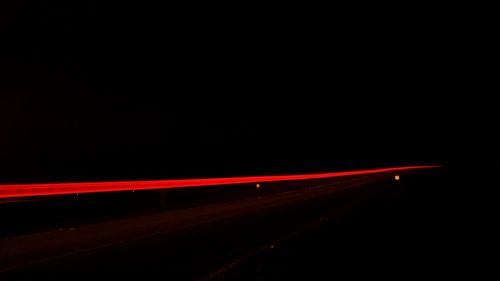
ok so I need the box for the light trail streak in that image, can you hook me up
[0,166,440,199]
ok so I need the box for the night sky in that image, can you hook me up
[0,1,495,183]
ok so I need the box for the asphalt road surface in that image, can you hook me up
[0,170,462,280]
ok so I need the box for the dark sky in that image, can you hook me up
[0,1,495,183]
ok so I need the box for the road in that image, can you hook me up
[1,171,431,280]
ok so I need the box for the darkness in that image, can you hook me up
[0,1,495,183]
[0,4,496,280]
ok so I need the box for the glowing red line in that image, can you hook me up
[0,166,440,199]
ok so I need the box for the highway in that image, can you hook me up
[1,169,440,280]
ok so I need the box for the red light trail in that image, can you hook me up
[0,166,440,199]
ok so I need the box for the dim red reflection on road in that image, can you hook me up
[0,166,440,199]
